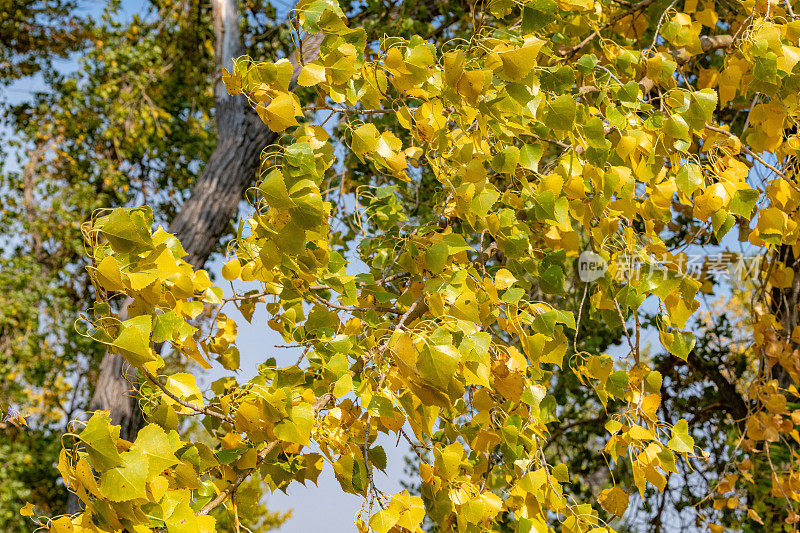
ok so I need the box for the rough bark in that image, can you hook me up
[170,0,279,266]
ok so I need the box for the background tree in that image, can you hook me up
[0,0,90,83]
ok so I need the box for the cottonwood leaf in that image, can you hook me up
[668,419,695,453]
[111,314,155,366]
[79,413,123,472]
[598,486,630,518]
[100,448,149,502]
[131,424,180,477]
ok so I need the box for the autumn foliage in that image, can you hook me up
[20,0,800,531]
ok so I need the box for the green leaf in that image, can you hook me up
[730,188,759,218]
[152,311,184,343]
[676,163,703,196]
[368,446,387,472]
[519,144,543,171]
[418,344,460,390]
[79,413,124,472]
[426,242,449,274]
[111,314,155,366]
[661,329,696,360]
[607,371,629,398]
[665,115,690,142]
[471,188,500,217]
[545,95,576,131]
[685,89,717,131]
[576,53,598,75]
[260,169,296,210]
[100,448,148,501]
[98,207,154,254]
[274,403,314,445]
[491,145,520,174]
[333,453,368,495]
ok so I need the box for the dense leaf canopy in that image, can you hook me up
[11,0,800,531]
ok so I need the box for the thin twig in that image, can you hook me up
[704,124,787,180]
[197,441,279,515]
[141,368,228,421]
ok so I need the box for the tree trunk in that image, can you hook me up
[170,0,280,266]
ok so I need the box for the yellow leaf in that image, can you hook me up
[258,92,301,132]
[50,516,75,533]
[222,68,242,95]
[297,62,327,87]
[221,258,242,281]
[494,268,517,290]
[748,508,764,525]
[94,256,125,291]
[19,502,35,517]
[495,37,544,81]
[598,486,629,518]
[369,509,399,533]
[640,393,661,422]
[557,0,594,10]
[351,123,380,158]
[628,424,654,441]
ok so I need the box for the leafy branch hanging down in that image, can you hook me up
[25,0,800,531]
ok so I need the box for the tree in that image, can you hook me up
[23,0,800,532]
[2,0,471,526]
[84,0,472,445]
[0,0,90,83]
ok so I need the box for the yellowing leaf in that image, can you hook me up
[258,92,301,132]
[297,62,327,86]
[49,516,75,533]
[164,373,204,413]
[222,68,242,95]
[111,315,155,366]
[495,37,544,80]
[598,486,629,518]
[668,419,695,453]
[100,448,149,502]
[131,424,180,476]
[79,412,124,472]
[351,123,380,159]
